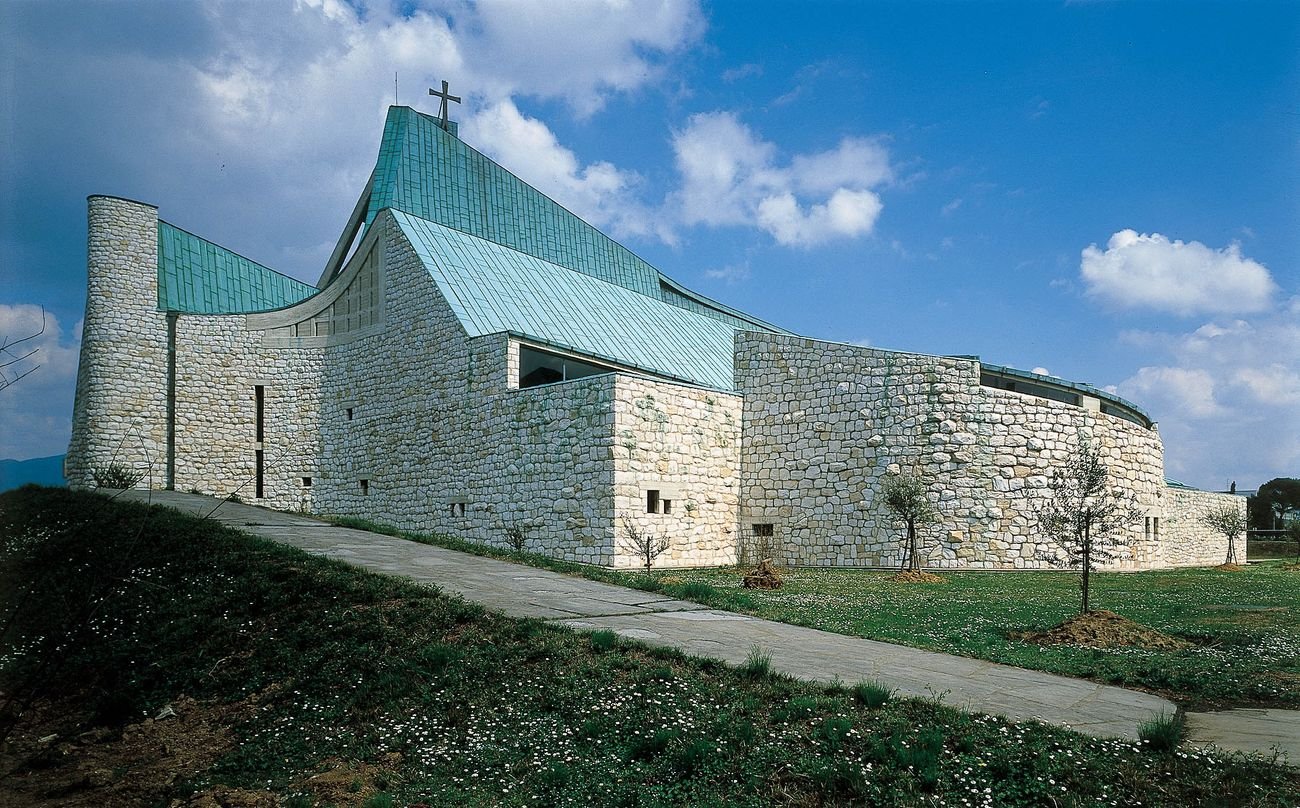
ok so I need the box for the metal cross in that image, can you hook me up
[428,80,462,130]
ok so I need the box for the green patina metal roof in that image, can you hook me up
[157,222,316,314]
[366,106,784,333]
[392,210,738,390]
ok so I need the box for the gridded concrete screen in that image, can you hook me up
[157,222,316,314]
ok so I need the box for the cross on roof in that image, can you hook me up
[428,80,461,130]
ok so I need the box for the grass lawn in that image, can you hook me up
[2,487,1297,806]
[330,516,1300,712]
[651,564,1300,711]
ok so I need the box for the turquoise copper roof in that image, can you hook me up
[365,106,785,333]
[391,210,737,390]
[157,222,316,314]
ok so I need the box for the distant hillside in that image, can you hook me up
[0,454,66,491]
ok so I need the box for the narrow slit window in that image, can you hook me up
[255,449,264,499]
[346,407,354,421]
[646,489,660,514]
[255,385,265,442]
[360,479,369,496]
[662,498,672,515]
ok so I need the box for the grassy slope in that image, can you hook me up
[1,487,1296,807]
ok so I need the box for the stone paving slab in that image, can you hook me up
[111,490,1299,752]
[1185,709,1298,763]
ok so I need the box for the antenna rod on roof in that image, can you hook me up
[395,72,398,105]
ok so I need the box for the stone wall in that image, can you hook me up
[66,196,170,489]
[611,376,742,568]
[735,332,1170,570]
[70,200,1238,573]
[1160,486,1248,566]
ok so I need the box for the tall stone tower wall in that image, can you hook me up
[66,196,170,488]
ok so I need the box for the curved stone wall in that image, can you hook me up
[66,196,170,489]
[735,333,1167,569]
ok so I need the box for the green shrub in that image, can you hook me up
[853,680,893,709]
[91,462,144,489]
[589,629,619,652]
[740,645,771,679]
[1139,711,1183,753]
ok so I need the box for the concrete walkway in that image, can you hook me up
[116,491,1297,760]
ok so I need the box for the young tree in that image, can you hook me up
[0,307,46,392]
[1200,504,1247,565]
[619,514,670,573]
[880,473,938,573]
[1036,441,1141,614]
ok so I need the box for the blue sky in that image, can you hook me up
[1,0,1297,490]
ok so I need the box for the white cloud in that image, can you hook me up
[721,63,762,83]
[1080,229,1277,316]
[668,111,891,246]
[1031,366,1051,377]
[1114,300,1300,486]
[460,100,660,241]
[1121,366,1224,418]
[0,306,81,460]
[703,264,751,284]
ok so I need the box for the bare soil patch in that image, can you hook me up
[0,695,250,808]
[1214,563,1245,572]
[887,570,945,584]
[1011,609,1192,651]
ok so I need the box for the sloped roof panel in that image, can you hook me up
[392,210,737,390]
[157,222,316,314]
[364,107,786,334]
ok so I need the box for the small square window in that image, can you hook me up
[646,489,660,514]
[360,479,369,496]
[450,502,466,517]
[302,476,312,488]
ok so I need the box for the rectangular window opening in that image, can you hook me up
[346,407,354,421]
[255,385,265,442]
[752,523,775,538]
[360,479,369,496]
[302,476,312,488]
[255,449,264,499]
[449,502,466,517]
[646,489,660,514]
[662,499,672,515]
[519,345,616,388]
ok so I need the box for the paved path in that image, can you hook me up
[117,491,1297,759]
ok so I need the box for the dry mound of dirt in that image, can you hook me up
[887,570,945,584]
[0,695,250,808]
[1012,609,1191,650]
[743,559,783,590]
[1214,563,1245,572]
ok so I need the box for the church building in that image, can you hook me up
[66,104,1243,569]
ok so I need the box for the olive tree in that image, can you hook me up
[1199,504,1247,565]
[1036,441,1141,614]
[881,473,938,573]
